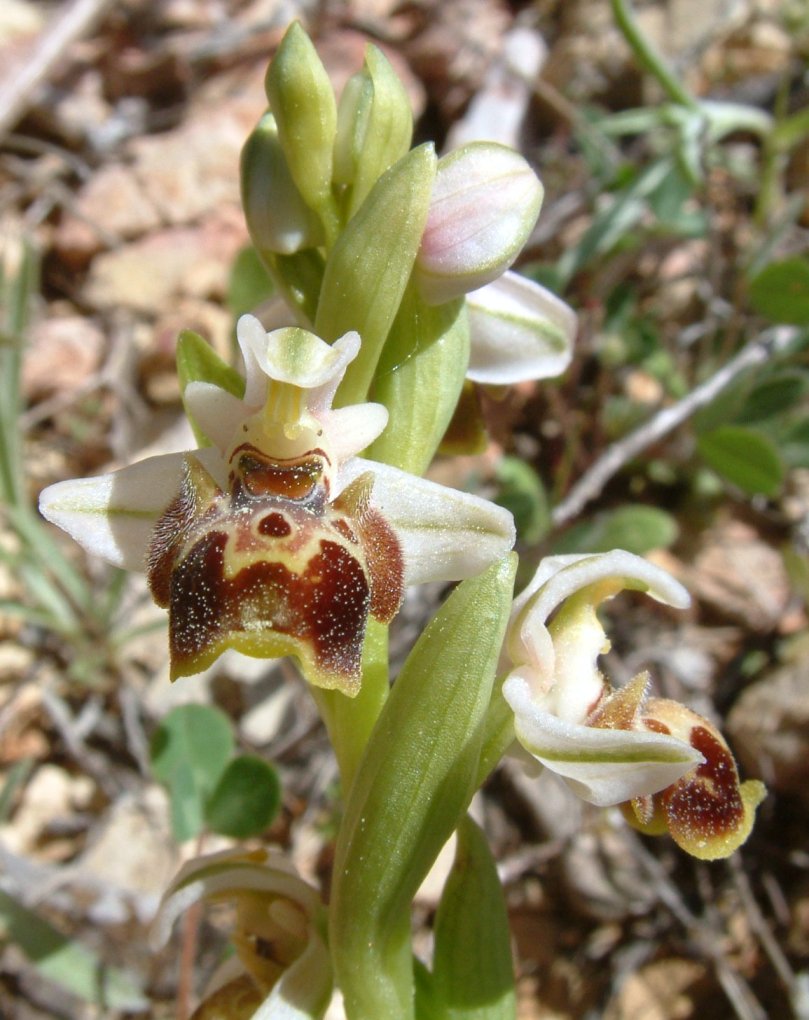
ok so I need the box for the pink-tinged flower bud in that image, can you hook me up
[415,142,543,306]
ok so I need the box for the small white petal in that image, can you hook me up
[323,404,389,462]
[509,550,690,663]
[466,271,576,385]
[339,458,515,585]
[504,675,702,806]
[246,319,359,391]
[237,313,273,407]
[184,382,253,452]
[38,448,224,572]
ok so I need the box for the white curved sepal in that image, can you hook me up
[38,450,221,572]
[340,457,516,586]
[503,674,702,807]
[466,271,576,385]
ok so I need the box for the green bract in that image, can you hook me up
[318,143,437,405]
[330,555,517,1020]
[368,285,469,474]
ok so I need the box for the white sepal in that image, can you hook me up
[339,457,516,586]
[39,449,222,572]
[466,271,576,385]
[503,674,702,806]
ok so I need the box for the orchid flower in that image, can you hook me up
[39,315,515,694]
[152,847,331,1020]
[502,550,765,859]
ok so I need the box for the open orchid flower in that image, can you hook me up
[152,847,331,1020]
[502,550,765,859]
[39,315,515,694]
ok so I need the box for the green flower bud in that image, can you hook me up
[240,112,325,256]
[333,45,413,219]
[265,22,338,238]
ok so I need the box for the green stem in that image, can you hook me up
[311,620,389,795]
[611,0,698,111]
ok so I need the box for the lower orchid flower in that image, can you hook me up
[39,315,515,694]
[152,847,331,1020]
[502,550,765,860]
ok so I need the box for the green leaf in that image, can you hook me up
[205,754,281,838]
[0,890,147,1010]
[228,245,276,318]
[150,704,234,842]
[692,373,753,435]
[556,159,672,285]
[552,504,678,555]
[749,257,809,325]
[696,425,784,497]
[330,555,518,1020]
[164,759,204,843]
[736,370,809,423]
[414,957,444,1020]
[777,416,809,469]
[493,457,550,545]
[177,330,244,447]
[317,143,437,406]
[0,758,34,823]
[431,816,516,1020]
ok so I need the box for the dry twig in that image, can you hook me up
[552,327,799,529]
[0,0,116,141]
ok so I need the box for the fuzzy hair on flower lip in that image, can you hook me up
[39,315,516,694]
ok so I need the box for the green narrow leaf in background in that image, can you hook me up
[150,704,234,842]
[696,424,784,498]
[0,758,34,824]
[779,416,809,469]
[204,754,281,838]
[736,370,809,423]
[749,257,809,325]
[0,890,147,1011]
[431,815,516,1020]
